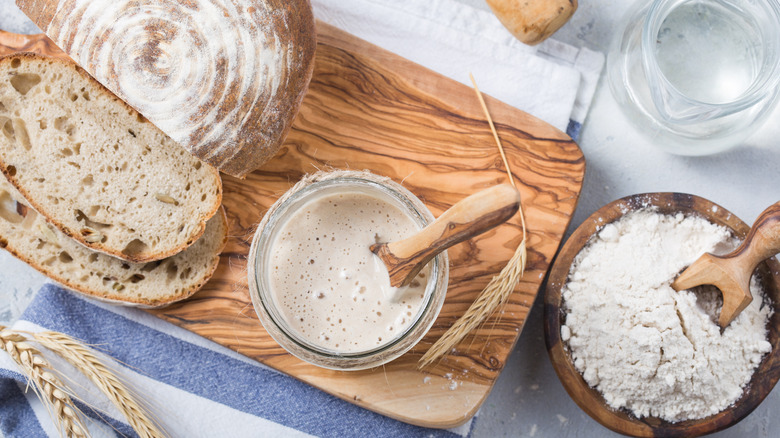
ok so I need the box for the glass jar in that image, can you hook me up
[247,172,449,370]
[607,0,780,155]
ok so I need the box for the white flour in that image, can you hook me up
[561,209,772,422]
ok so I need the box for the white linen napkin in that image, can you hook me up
[312,0,604,140]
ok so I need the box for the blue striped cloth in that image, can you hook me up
[0,285,474,437]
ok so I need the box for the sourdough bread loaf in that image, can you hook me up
[0,53,222,262]
[0,175,227,307]
[16,0,317,178]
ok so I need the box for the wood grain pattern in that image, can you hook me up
[0,23,585,428]
[545,193,780,437]
[0,31,66,59]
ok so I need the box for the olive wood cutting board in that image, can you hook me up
[0,23,585,428]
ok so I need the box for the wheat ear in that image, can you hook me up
[0,326,89,438]
[30,331,166,438]
[418,74,528,368]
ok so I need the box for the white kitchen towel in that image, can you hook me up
[312,0,604,140]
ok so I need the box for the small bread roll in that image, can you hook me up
[486,0,577,45]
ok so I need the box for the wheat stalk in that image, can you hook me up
[30,331,166,438]
[418,74,528,368]
[0,326,89,438]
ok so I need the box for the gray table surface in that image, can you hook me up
[1,0,778,437]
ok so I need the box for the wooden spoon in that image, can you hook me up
[371,184,521,288]
[672,201,780,328]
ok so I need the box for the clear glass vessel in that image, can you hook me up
[248,173,449,371]
[607,0,780,154]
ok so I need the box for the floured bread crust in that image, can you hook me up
[22,0,317,178]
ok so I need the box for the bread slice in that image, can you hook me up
[0,53,222,262]
[0,175,227,307]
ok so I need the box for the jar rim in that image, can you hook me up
[247,173,449,370]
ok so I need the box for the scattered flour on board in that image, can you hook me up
[561,209,772,422]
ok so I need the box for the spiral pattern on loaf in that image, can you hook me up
[46,0,305,174]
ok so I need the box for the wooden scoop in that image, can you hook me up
[672,201,780,328]
[371,184,521,288]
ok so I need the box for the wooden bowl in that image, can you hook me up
[544,193,780,437]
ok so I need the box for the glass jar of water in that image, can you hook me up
[608,0,780,155]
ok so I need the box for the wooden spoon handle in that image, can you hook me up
[372,184,520,287]
[730,201,780,270]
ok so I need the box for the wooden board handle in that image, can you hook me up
[372,184,521,287]
[485,0,577,45]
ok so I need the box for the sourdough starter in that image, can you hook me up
[268,190,429,353]
[561,209,772,422]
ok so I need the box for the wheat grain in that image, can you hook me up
[30,331,167,438]
[418,74,528,369]
[0,326,89,438]
[467,73,516,189]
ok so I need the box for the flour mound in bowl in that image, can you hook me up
[561,209,772,422]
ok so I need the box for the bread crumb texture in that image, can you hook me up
[0,174,226,306]
[562,209,772,422]
[0,54,222,262]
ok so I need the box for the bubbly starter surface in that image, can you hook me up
[268,190,429,353]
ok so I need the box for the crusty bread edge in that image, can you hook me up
[0,52,224,263]
[0,206,228,308]
[213,0,317,178]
